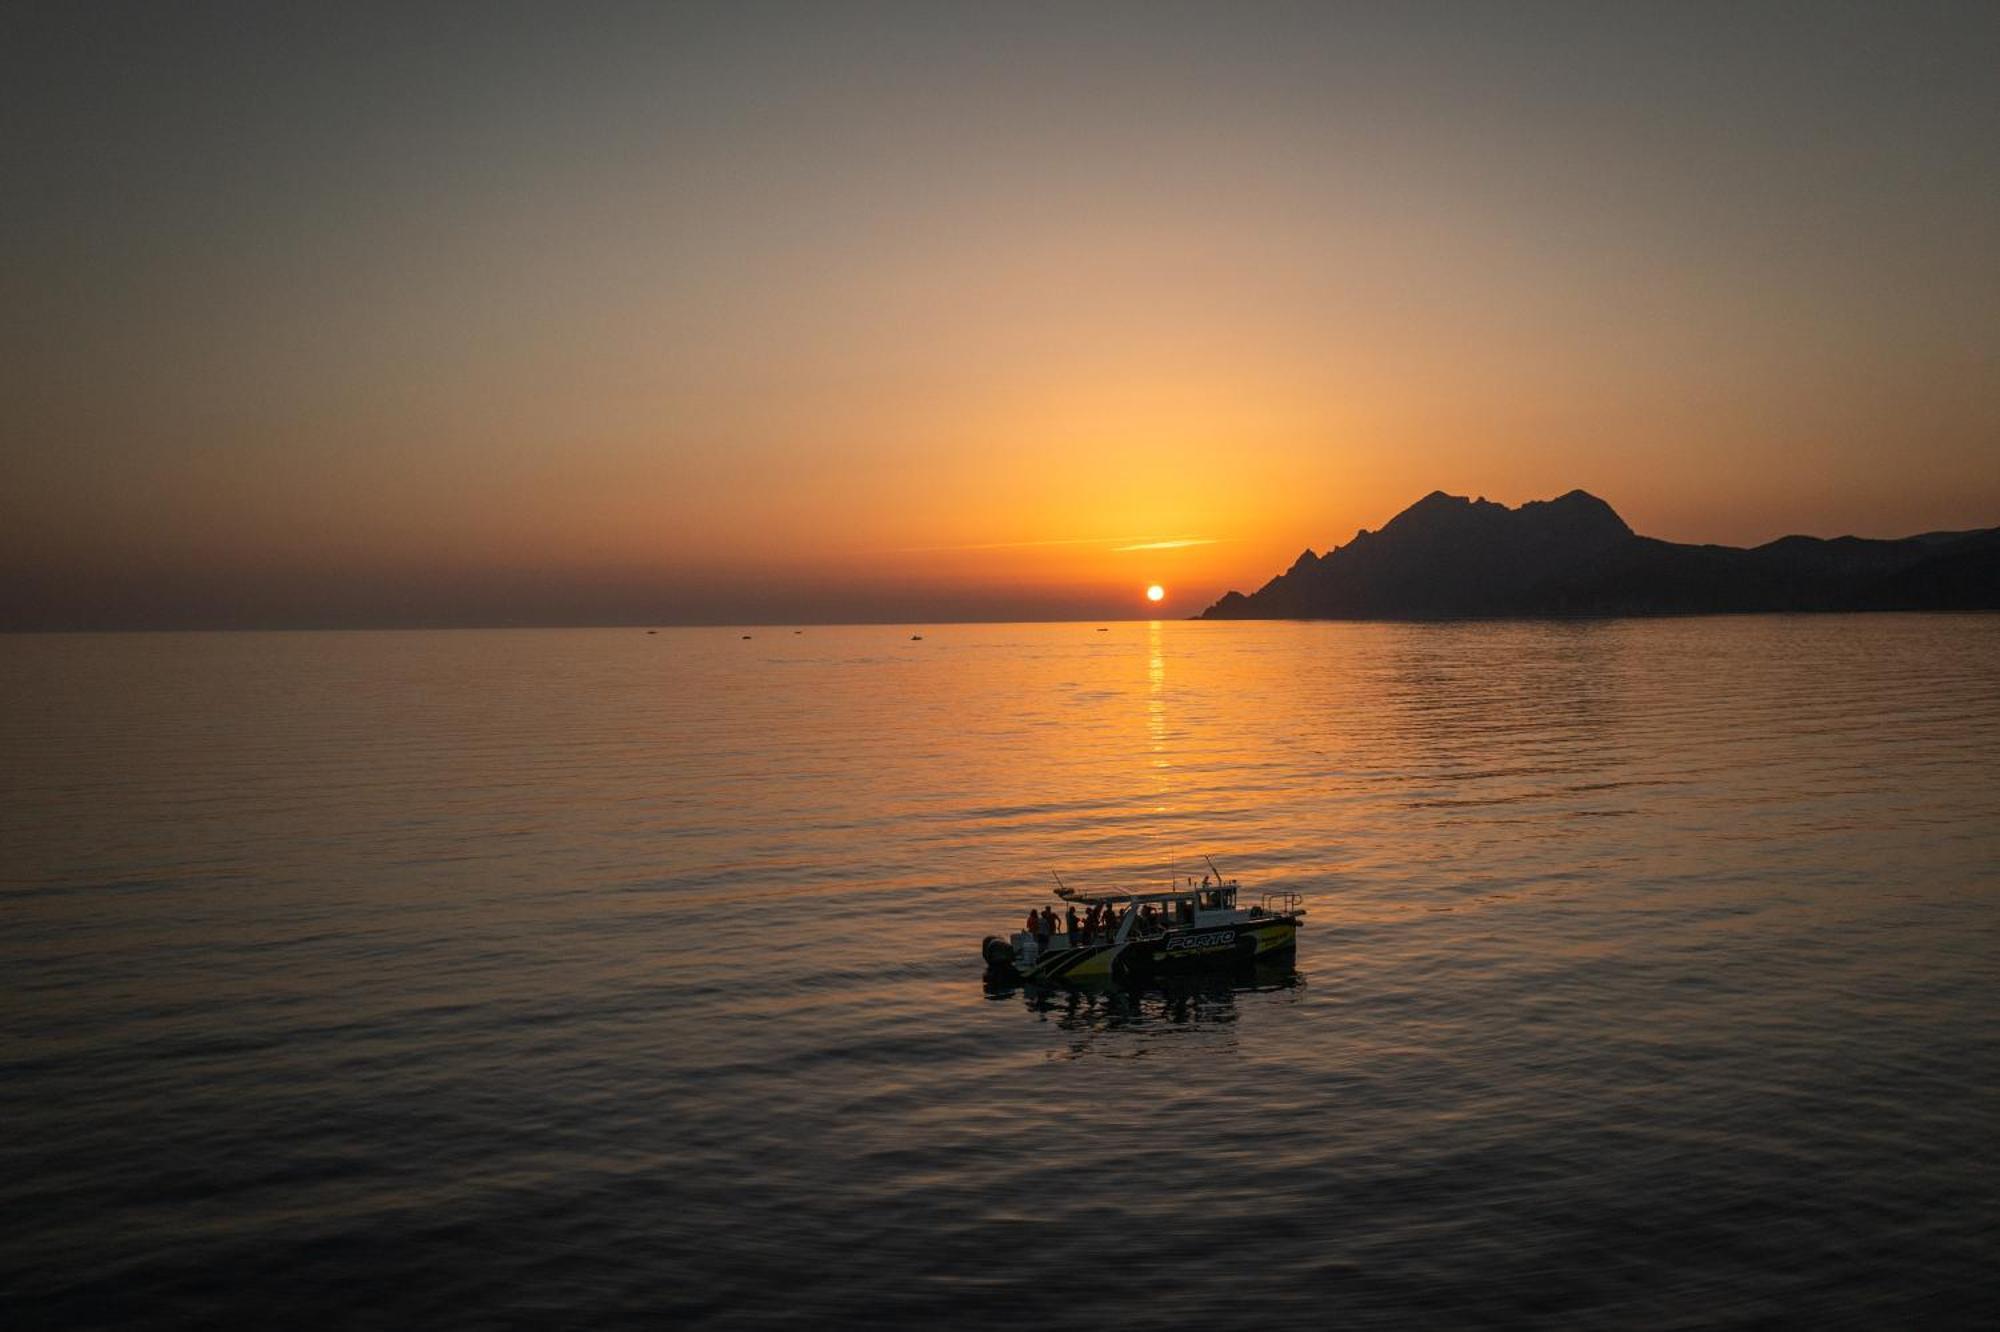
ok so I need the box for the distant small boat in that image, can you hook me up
[742,635,752,640]
[910,634,923,641]
[646,630,656,635]
[1097,627,1109,632]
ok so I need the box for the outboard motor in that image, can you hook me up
[981,936,1016,974]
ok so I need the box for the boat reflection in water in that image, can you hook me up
[983,957,1305,1055]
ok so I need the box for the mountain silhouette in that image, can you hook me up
[1200,490,2000,619]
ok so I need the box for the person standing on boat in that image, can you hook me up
[1065,904,1082,944]
[1025,908,1040,941]
[1038,906,1057,946]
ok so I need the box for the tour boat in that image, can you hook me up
[981,862,1304,986]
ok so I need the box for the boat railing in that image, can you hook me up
[1260,891,1305,917]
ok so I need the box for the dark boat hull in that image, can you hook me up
[1125,916,1299,976]
[987,916,1299,986]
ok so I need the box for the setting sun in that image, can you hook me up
[1146,584,1166,603]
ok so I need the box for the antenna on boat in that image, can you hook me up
[1204,854,1225,883]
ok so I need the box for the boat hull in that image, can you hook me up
[1132,917,1298,974]
[993,917,1299,986]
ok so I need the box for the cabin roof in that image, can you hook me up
[1053,882,1239,906]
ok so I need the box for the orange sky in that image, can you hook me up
[3,5,1996,627]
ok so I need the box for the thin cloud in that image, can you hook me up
[893,535,1224,554]
[892,536,1125,553]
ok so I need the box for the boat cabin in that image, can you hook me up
[1131,882,1240,925]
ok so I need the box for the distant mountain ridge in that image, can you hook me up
[1200,490,2000,620]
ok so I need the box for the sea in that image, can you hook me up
[4,616,1998,1328]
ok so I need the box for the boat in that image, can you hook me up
[981,860,1304,986]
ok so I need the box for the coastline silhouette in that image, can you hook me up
[1202,490,2000,620]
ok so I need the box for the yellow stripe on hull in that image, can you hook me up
[1059,948,1118,980]
[1250,922,1297,955]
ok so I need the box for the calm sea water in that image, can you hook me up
[4,618,1998,1328]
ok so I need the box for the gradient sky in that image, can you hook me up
[4,1,1996,627]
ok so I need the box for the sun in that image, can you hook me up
[1145,584,1166,603]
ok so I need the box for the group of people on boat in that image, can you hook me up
[1024,899,1175,949]
[1025,905,1099,946]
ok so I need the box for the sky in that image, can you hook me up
[3,1,1996,628]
